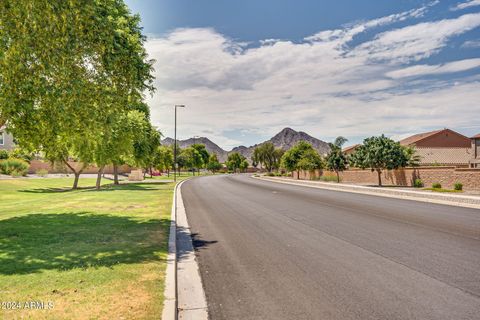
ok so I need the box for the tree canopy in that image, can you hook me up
[191,144,210,173]
[252,142,284,172]
[226,152,246,173]
[154,145,174,174]
[349,135,410,186]
[280,141,324,174]
[206,154,222,173]
[326,136,348,183]
[0,0,155,188]
[179,147,204,174]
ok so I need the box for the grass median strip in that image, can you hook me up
[0,178,176,319]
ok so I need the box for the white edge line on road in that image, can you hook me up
[162,180,184,320]
[254,176,480,210]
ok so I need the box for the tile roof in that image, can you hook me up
[399,129,443,146]
[342,144,360,153]
[471,133,480,139]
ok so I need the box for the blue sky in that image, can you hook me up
[126,0,480,149]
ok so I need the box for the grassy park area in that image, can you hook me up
[0,177,178,319]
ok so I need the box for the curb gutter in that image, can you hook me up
[162,179,209,320]
[176,180,209,320]
[161,180,182,320]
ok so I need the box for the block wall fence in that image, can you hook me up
[28,160,132,175]
[293,167,480,191]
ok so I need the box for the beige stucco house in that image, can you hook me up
[0,126,15,151]
[399,128,472,167]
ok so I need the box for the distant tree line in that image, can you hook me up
[251,135,418,186]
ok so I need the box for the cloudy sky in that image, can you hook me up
[125,0,480,150]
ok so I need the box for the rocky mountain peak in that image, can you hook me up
[161,127,330,163]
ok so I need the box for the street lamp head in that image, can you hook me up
[175,104,185,108]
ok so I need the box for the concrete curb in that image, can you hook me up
[176,179,209,320]
[162,180,184,320]
[255,176,480,210]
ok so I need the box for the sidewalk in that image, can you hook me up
[256,176,480,209]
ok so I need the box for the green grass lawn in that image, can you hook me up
[147,171,212,180]
[0,177,177,319]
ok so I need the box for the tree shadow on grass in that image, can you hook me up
[18,182,171,194]
[0,212,170,275]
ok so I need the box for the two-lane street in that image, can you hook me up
[182,174,480,320]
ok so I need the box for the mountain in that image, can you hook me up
[231,128,330,162]
[162,137,229,162]
[162,128,330,163]
[270,127,330,155]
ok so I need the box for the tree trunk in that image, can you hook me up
[336,170,340,183]
[167,169,170,177]
[64,160,84,190]
[113,164,119,185]
[73,172,80,190]
[96,165,105,190]
[377,169,382,186]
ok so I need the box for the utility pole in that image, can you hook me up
[174,105,185,182]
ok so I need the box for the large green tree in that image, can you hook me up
[94,110,150,188]
[191,144,210,175]
[132,124,162,178]
[154,145,174,176]
[226,152,246,173]
[281,141,323,176]
[179,147,204,175]
[206,154,222,174]
[349,135,410,186]
[253,142,284,172]
[326,136,349,183]
[0,0,154,189]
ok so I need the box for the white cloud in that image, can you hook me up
[351,13,480,63]
[451,0,480,11]
[386,58,480,78]
[145,8,480,149]
[462,39,480,48]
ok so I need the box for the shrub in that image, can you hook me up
[0,158,29,176]
[454,183,463,191]
[432,182,442,189]
[413,179,424,188]
[36,168,49,177]
[319,175,340,182]
[0,150,8,160]
[10,170,23,178]
[265,172,275,177]
[9,148,34,163]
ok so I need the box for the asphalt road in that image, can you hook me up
[181,174,480,320]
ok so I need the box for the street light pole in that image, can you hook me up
[174,105,185,182]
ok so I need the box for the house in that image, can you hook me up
[470,134,480,168]
[342,144,360,156]
[0,126,15,151]
[399,128,472,166]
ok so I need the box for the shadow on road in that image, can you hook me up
[176,226,217,262]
